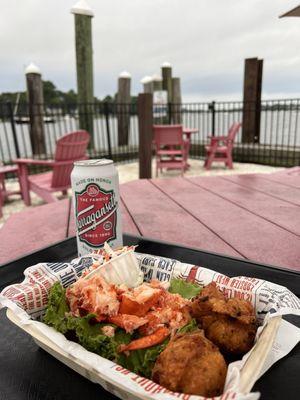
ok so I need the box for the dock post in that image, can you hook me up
[71,0,94,139]
[25,63,45,156]
[117,71,131,146]
[141,76,153,94]
[152,74,164,124]
[161,62,173,102]
[161,62,173,123]
[242,58,263,143]
[172,77,182,124]
[138,93,153,179]
[152,74,163,92]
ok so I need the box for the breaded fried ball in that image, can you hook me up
[191,282,257,356]
[152,331,227,397]
[203,315,257,355]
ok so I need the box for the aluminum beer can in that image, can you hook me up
[71,159,123,256]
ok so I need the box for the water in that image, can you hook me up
[0,115,140,162]
[181,110,300,148]
[0,111,299,163]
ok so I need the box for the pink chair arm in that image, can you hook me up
[15,158,55,166]
[207,135,227,141]
[15,159,79,167]
[183,128,198,133]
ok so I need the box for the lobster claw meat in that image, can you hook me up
[119,288,162,317]
[119,327,170,352]
[108,314,148,333]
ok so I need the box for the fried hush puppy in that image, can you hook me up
[191,282,257,355]
[152,331,227,397]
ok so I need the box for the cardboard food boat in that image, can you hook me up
[2,244,299,400]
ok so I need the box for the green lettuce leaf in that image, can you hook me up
[169,278,202,299]
[68,314,131,360]
[43,282,70,334]
[177,318,198,334]
[117,339,169,378]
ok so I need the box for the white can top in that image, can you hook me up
[74,159,113,167]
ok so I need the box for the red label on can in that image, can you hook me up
[75,183,117,247]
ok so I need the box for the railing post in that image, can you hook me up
[104,102,112,159]
[168,102,172,124]
[7,101,21,159]
[138,93,153,179]
[209,101,216,136]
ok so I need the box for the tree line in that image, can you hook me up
[0,80,137,108]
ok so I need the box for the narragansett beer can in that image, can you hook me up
[71,159,123,256]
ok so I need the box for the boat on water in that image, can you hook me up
[13,93,55,124]
[14,116,55,124]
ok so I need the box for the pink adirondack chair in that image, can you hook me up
[153,125,189,177]
[16,130,90,206]
[0,163,22,217]
[204,122,241,170]
[0,187,3,218]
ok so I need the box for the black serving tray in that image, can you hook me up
[0,234,299,400]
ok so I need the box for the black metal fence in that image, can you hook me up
[0,98,299,170]
[0,102,139,165]
[154,98,300,167]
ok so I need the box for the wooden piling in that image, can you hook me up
[71,0,94,138]
[138,93,153,179]
[161,62,173,123]
[152,74,163,92]
[151,75,165,124]
[117,71,131,146]
[242,58,263,143]
[161,62,173,103]
[172,77,182,124]
[25,63,45,155]
[141,76,153,94]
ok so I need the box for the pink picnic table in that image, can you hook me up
[0,168,299,272]
[183,127,198,139]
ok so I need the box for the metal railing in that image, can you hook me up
[154,98,300,167]
[0,101,139,175]
[0,98,299,170]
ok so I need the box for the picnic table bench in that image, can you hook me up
[0,169,299,271]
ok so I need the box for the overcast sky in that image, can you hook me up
[1,0,300,101]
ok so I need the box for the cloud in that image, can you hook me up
[1,0,300,101]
